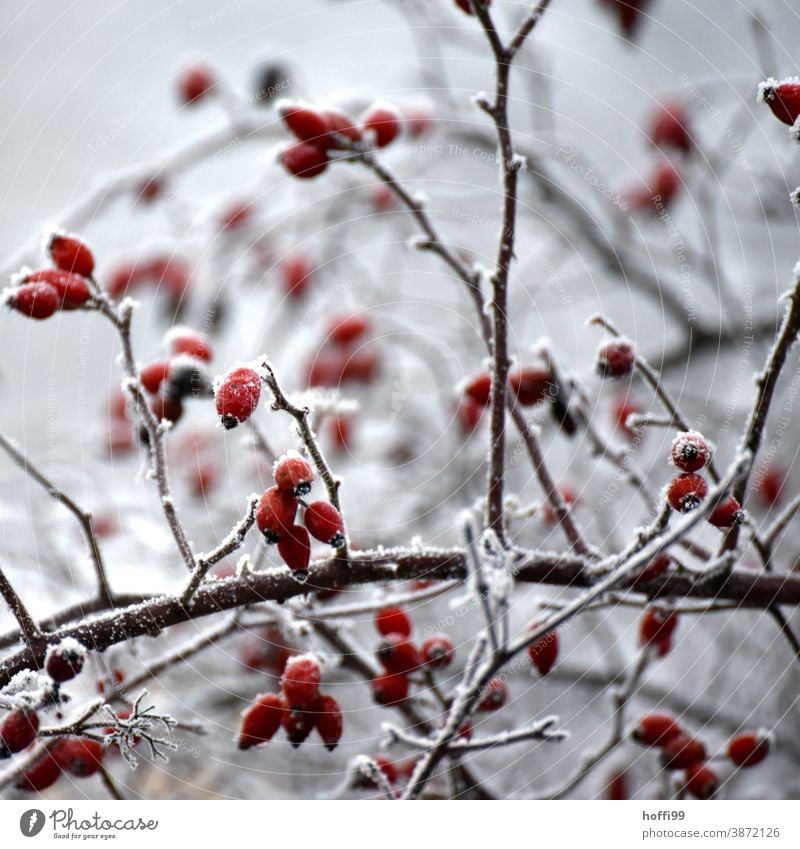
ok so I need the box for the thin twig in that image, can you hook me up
[0,432,112,606]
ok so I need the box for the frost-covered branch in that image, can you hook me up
[181,494,259,606]
[0,565,40,646]
[386,714,566,754]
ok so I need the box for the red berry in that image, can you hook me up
[661,734,706,770]
[613,396,642,439]
[24,268,91,308]
[375,607,412,638]
[16,747,63,791]
[281,255,314,299]
[48,233,95,276]
[542,485,578,526]
[328,415,354,452]
[139,361,172,395]
[760,78,800,125]
[150,393,183,425]
[0,708,39,754]
[277,525,311,581]
[361,754,399,787]
[371,672,409,706]
[599,0,651,38]
[652,159,681,204]
[528,628,559,675]
[179,64,214,105]
[666,473,708,512]
[606,770,628,800]
[214,366,262,429]
[304,501,346,547]
[376,634,420,674]
[464,372,492,406]
[239,693,286,749]
[671,430,711,472]
[632,713,683,747]
[54,738,104,778]
[279,101,330,143]
[455,0,492,14]
[340,350,380,384]
[639,608,679,646]
[138,176,163,203]
[728,731,770,768]
[508,366,552,406]
[8,281,59,319]
[421,635,454,669]
[219,199,253,231]
[45,639,86,683]
[478,678,508,712]
[168,328,213,362]
[328,313,370,347]
[684,763,718,799]
[650,101,692,152]
[282,705,316,748]
[597,339,635,378]
[630,553,671,587]
[758,467,784,507]
[313,694,343,751]
[708,496,744,529]
[282,654,322,708]
[256,486,297,543]
[361,103,402,148]
[321,108,363,148]
[280,142,329,179]
[457,399,484,433]
[274,453,314,496]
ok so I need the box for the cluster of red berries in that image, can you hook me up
[370,608,456,706]
[6,233,95,320]
[633,712,771,799]
[238,654,343,751]
[256,452,346,580]
[139,327,214,427]
[759,78,800,129]
[622,94,692,212]
[306,312,379,388]
[214,364,263,430]
[2,639,104,791]
[105,255,191,303]
[666,430,744,529]
[278,99,403,179]
[16,738,106,792]
[460,361,557,431]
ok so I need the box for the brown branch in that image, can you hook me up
[2,525,796,691]
[0,564,40,646]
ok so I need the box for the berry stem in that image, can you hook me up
[262,361,349,562]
